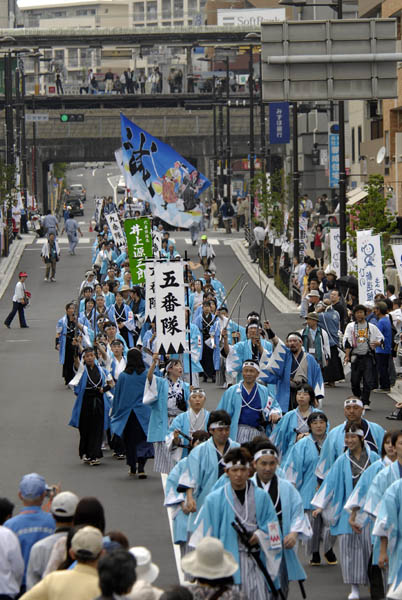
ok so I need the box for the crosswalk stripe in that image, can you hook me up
[36,237,91,244]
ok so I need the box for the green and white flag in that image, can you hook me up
[124,217,153,284]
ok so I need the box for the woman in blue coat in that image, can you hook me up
[110,348,154,478]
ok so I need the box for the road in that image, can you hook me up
[0,164,397,597]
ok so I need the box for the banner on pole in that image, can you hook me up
[145,261,156,323]
[155,261,186,354]
[356,230,384,304]
[330,228,341,277]
[391,245,402,286]
[105,212,126,248]
[299,216,308,257]
[123,217,153,284]
[269,102,290,144]
[152,230,162,256]
[120,114,210,229]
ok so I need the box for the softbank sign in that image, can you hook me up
[217,8,286,26]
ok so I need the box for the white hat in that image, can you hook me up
[71,526,103,559]
[51,491,79,518]
[129,546,159,583]
[181,536,238,579]
[385,259,395,267]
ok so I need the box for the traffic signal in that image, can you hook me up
[312,144,320,166]
[60,114,85,123]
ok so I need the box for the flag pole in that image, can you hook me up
[184,250,193,386]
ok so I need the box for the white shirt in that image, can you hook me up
[0,526,24,596]
[13,281,25,303]
[253,226,266,245]
[26,531,68,590]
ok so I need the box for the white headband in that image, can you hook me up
[224,461,251,469]
[287,334,302,342]
[345,429,365,437]
[190,388,206,397]
[344,399,364,408]
[254,449,278,462]
[243,361,260,372]
[209,421,229,430]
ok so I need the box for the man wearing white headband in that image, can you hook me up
[259,324,324,414]
[165,388,209,463]
[177,410,239,539]
[312,422,380,600]
[252,442,311,596]
[316,397,385,480]
[217,359,282,443]
[190,447,283,600]
[223,320,276,387]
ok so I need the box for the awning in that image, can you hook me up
[346,187,368,207]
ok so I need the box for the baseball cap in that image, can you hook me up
[19,271,28,278]
[201,235,207,240]
[51,491,79,518]
[19,473,47,499]
[71,526,103,560]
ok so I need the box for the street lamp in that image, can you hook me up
[245,32,261,224]
[278,0,347,275]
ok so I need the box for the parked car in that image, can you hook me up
[67,183,86,202]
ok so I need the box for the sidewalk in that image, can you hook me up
[232,239,299,314]
[0,234,35,300]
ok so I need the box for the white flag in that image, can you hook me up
[155,261,186,354]
[356,230,384,304]
[392,245,402,286]
[330,228,341,277]
[105,212,126,248]
[145,261,156,323]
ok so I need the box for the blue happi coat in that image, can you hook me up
[217,381,281,441]
[312,445,380,536]
[110,370,152,438]
[260,339,324,414]
[107,303,135,347]
[68,363,111,431]
[164,457,189,544]
[316,420,385,480]
[56,315,71,364]
[283,433,328,510]
[226,338,274,384]
[170,322,203,374]
[166,409,210,462]
[143,375,190,442]
[190,481,282,587]
[178,436,239,533]
[270,407,326,463]
[251,474,311,582]
[373,479,402,585]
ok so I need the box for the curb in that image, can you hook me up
[0,235,34,300]
[232,240,299,314]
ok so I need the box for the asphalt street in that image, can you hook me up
[0,165,397,597]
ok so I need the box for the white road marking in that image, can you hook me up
[6,339,31,342]
[160,473,185,584]
[78,221,86,225]
[36,238,91,244]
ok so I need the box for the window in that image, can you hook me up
[371,119,383,140]
[53,11,66,17]
[54,50,64,62]
[351,127,355,163]
[69,48,78,68]
[174,19,183,24]
[173,0,183,18]
[162,20,171,25]
[133,2,145,20]
[80,48,91,67]
[188,0,197,14]
[146,2,157,20]
[162,0,171,18]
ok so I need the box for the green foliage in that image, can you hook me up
[53,162,67,180]
[347,174,396,252]
[251,168,290,235]
[0,159,18,210]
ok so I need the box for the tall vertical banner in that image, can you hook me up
[330,228,341,277]
[299,216,308,257]
[105,212,126,248]
[120,114,210,229]
[123,217,153,284]
[356,230,384,303]
[392,245,402,285]
[145,261,156,323]
[155,261,186,354]
[328,122,340,188]
[269,102,290,144]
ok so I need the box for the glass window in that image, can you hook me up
[69,48,78,68]
[162,0,171,18]
[146,1,157,20]
[173,0,183,18]
[80,48,91,67]
[54,49,64,61]
[162,20,171,25]
[188,0,197,13]
[133,2,145,20]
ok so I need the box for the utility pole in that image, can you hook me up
[292,102,300,262]
[225,56,231,203]
[249,45,255,221]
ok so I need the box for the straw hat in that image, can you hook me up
[181,537,238,579]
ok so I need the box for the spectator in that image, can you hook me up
[138,70,146,94]
[41,210,58,238]
[373,301,393,393]
[96,549,137,600]
[313,224,325,268]
[12,200,22,239]
[330,289,346,332]
[55,72,63,95]
[26,492,79,590]
[41,232,60,282]
[4,474,55,591]
[220,200,234,234]
[127,546,163,600]
[104,70,114,94]
[248,221,265,263]
[20,526,103,600]
[236,196,248,230]
[0,497,24,600]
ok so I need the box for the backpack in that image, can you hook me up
[226,204,234,217]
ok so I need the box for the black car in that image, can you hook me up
[64,196,84,216]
